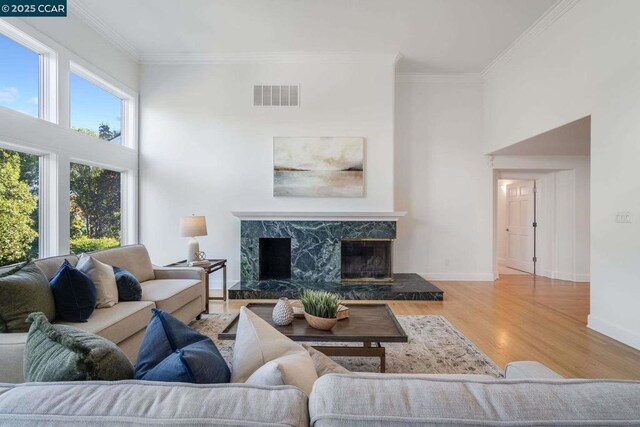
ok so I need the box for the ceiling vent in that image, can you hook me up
[254,85,299,107]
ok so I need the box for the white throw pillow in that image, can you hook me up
[231,307,318,395]
[302,344,350,376]
[77,254,118,308]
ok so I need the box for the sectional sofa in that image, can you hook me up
[0,245,206,383]
[0,362,639,425]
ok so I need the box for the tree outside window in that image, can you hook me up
[0,148,39,265]
[69,163,121,254]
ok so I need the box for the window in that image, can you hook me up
[0,148,40,265]
[0,22,137,262]
[70,73,122,144]
[0,34,39,118]
[69,163,121,254]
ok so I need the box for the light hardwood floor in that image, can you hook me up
[210,275,640,380]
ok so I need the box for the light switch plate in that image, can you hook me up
[615,211,633,223]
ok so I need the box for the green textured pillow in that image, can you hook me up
[24,312,134,382]
[0,262,55,333]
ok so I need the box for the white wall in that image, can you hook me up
[16,15,139,91]
[139,57,397,282]
[483,0,640,348]
[394,77,494,280]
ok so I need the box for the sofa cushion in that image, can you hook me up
[141,279,201,313]
[232,307,317,395]
[0,381,309,426]
[0,262,55,332]
[77,254,118,308]
[113,266,142,301]
[90,245,154,283]
[23,313,133,382]
[309,373,640,426]
[0,332,27,383]
[49,260,96,323]
[57,301,154,345]
[134,309,229,384]
[34,255,78,280]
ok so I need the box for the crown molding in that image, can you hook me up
[481,0,580,77]
[395,73,482,84]
[139,51,401,65]
[68,0,140,60]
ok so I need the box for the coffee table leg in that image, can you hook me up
[379,343,385,373]
[311,343,386,370]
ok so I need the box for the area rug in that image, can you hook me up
[191,314,503,377]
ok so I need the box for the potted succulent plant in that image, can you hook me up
[300,290,341,330]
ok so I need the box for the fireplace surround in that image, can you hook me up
[241,220,396,283]
[231,211,443,301]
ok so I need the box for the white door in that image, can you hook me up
[506,181,535,273]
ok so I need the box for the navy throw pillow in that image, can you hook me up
[112,266,142,301]
[49,260,96,322]
[134,309,230,384]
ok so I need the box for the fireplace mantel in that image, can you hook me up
[231,211,407,221]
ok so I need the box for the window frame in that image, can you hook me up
[68,158,127,250]
[0,139,53,260]
[0,20,139,262]
[69,62,137,149]
[0,19,57,123]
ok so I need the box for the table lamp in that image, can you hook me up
[180,215,208,262]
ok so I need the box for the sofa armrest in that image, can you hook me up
[152,266,207,312]
[152,266,206,282]
[505,361,564,380]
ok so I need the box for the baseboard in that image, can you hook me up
[541,270,590,283]
[418,273,495,281]
[573,273,590,282]
[587,315,640,351]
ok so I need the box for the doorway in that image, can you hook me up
[496,179,535,276]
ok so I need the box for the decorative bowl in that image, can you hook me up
[304,312,338,330]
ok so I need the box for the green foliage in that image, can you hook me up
[72,123,120,142]
[70,163,121,244]
[70,236,120,254]
[71,127,99,138]
[0,149,38,265]
[300,290,341,319]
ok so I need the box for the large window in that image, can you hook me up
[0,148,39,265]
[70,73,122,144]
[0,34,39,118]
[0,22,137,262]
[69,163,121,254]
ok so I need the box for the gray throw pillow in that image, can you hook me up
[24,312,134,382]
[0,262,55,333]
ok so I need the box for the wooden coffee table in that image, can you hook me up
[218,303,408,372]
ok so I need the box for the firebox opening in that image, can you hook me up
[341,239,393,281]
[259,238,291,280]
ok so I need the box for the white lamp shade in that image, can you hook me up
[180,215,208,237]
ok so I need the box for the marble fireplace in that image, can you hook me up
[229,212,443,300]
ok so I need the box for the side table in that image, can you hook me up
[165,259,227,313]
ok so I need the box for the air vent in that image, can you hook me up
[254,85,299,106]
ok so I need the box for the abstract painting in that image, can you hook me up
[273,137,364,197]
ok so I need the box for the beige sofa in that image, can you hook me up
[0,362,639,426]
[0,245,206,383]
